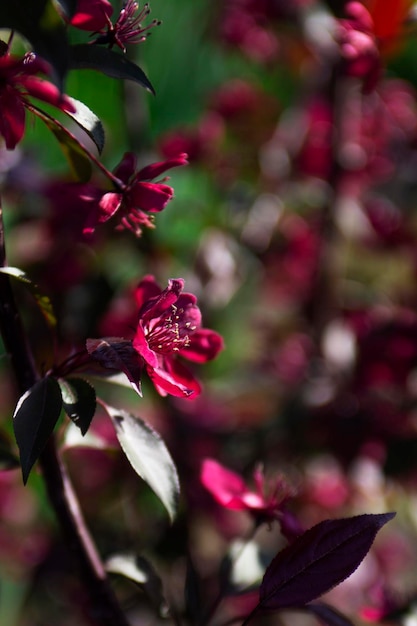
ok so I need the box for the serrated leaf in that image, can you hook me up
[106,553,167,614]
[86,338,143,396]
[31,105,92,182]
[104,405,180,522]
[0,267,56,328]
[69,44,155,94]
[13,377,63,483]
[65,97,105,154]
[59,377,96,435]
[0,0,69,89]
[259,513,396,610]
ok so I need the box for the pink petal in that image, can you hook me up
[70,0,113,30]
[132,323,159,369]
[0,87,26,149]
[200,459,248,509]
[178,302,202,331]
[128,182,174,213]
[147,358,201,398]
[181,329,224,363]
[19,76,76,112]
[113,152,137,183]
[98,192,123,222]
[134,275,162,310]
[141,278,184,322]
[136,153,188,181]
[176,292,198,308]
[239,492,268,509]
[13,54,51,77]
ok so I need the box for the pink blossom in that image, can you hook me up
[132,276,224,398]
[337,2,381,91]
[200,459,294,525]
[83,152,188,236]
[0,52,75,150]
[91,0,161,52]
[69,0,113,31]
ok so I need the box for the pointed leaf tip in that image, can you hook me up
[259,512,395,610]
[103,405,180,521]
[59,377,96,435]
[69,44,155,94]
[13,377,62,483]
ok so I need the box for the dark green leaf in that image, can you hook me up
[31,105,92,182]
[66,97,105,154]
[13,377,63,483]
[0,0,69,89]
[104,405,180,522]
[59,378,96,435]
[70,44,155,94]
[0,267,56,328]
[55,0,77,19]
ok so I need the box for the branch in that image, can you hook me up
[0,201,131,626]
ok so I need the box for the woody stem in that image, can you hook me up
[0,199,130,626]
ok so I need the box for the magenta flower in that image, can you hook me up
[83,152,188,236]
[200,459,294,525]
[132,276,224,397]
[69,0,114,31]
[92,0,161,52]
[0,52,75,150]
[337,2,381,92]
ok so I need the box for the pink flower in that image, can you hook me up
[84,152,188,236]
[132,276,224,397]
[200,459,294,526]
[337,2,381,91]
[91,0,161,52]
[69,0,114,31]
[87,276,223,398]
[0,52,75,150]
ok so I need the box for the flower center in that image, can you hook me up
[145,304,195,354]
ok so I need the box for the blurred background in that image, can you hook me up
[2,0,417,623]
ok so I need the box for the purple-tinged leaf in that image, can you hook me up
[259,513,395,610]
[86,338,143,396]
[305,602,355,626]
[69,44,155,94]
[103,405,180,522]
[59,377,96,435]
[13,377,63,484]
